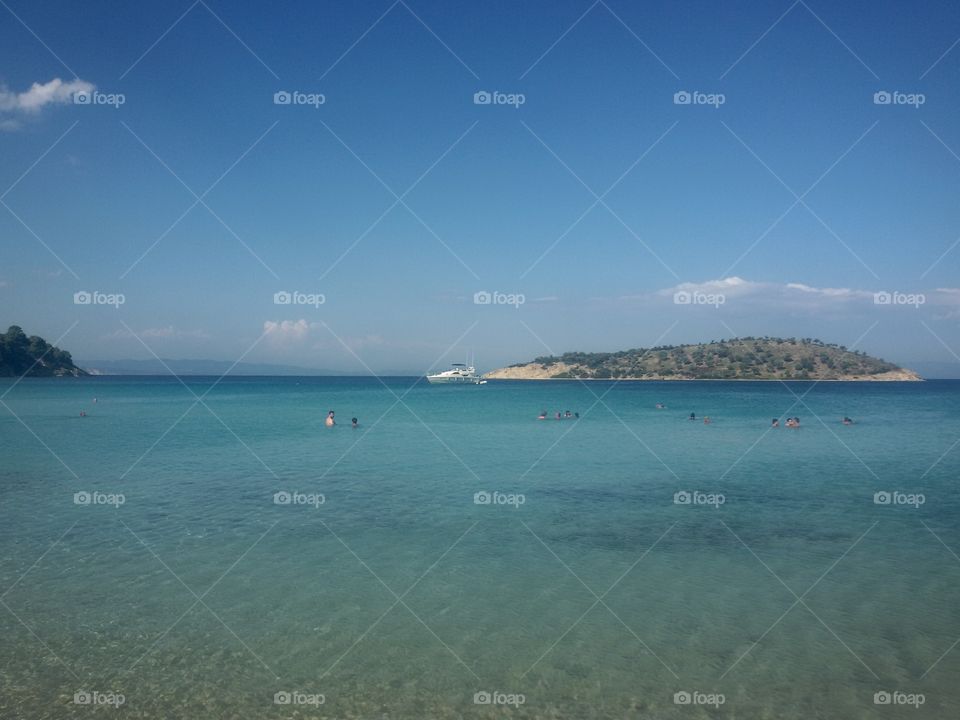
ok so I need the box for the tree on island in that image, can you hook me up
[0,326,86,377]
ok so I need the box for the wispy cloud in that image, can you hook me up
[0,77,94,130]
[264,319,384,352]
[649,277,871,302]
[619,277,876,305]
[105,326,210,340]
[263,319,311,344]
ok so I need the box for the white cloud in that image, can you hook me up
[264,319,311,343]
[0,78,95,128]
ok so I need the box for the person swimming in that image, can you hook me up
[842,416,853,425]
[556,412,562,420]
[538,410,547,419]
[689,412,696,420]
[703,416,711,424]
[352,417,358,428]
[786,417,799,428]
[325,410,335,427]
[771,418,779,427]
[565,410,572,418]
[655,402,666,409]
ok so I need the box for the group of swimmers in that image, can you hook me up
[772,417,801,428]
[771,416,854,427]
[538,410,579,420]
[325,410,358,428]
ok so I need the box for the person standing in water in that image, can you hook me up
[351,417,358,428]
[325,410,335,427]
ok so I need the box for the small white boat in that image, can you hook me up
[426,363,482,384]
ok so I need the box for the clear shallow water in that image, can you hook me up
[1,377,958,719]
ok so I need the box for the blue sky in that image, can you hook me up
[2,0,960,374]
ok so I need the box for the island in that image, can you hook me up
[484,337,921,381]
[0,326,87,377]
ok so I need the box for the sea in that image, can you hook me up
[1,376,958,719]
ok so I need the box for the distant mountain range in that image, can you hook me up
[486,337,923,381]
[79,358,424,376]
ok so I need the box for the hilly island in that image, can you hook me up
[485,337,921,381]
[0,326,86,377]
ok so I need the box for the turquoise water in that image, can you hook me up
[1,377,959,719]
